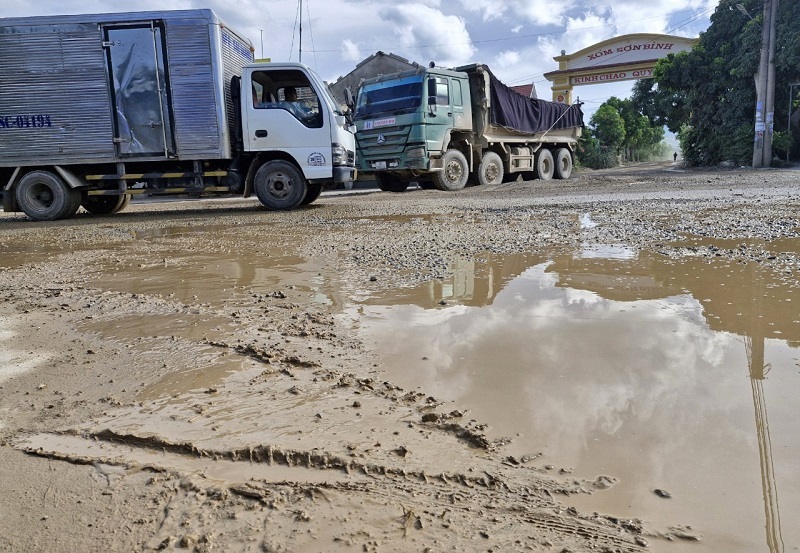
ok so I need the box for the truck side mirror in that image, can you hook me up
[344,87,355,111]
[427,77,437,115]
[343,88,355,125]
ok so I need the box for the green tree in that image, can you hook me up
[577,134,616,169]
[589,104,626,154]
[650,0,800,165]
[591,97,665,162]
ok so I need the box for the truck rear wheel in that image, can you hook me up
[433,149,469,191]
[375,173,409,192]
[535,149,554,181]
[15,170,80,221]
[554,148,573,179]
[477,151,504,186]
[81,193,131,215]
[254,160,307,211]
[301,183,323,205]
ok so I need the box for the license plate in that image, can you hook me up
[373,161,387,170]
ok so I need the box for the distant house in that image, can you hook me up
[328,51,421,106]
[510,83,538,99]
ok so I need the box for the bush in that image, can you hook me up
[577,136,616,169]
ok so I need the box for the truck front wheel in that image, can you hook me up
[15,170,80,221]
[375,173,409,192]
[477,151,504,186]
[254,160,307,211]
[535,149,554,181]
[301,183,323,205]
[554,148,573,179]
[434,149,469,191]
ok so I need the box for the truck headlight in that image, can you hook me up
[406,146,425,159]
[332,143,346,165]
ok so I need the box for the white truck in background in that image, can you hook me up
[0,9,356,221]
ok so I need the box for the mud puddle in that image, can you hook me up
[349,245,800,553]
[90,249,337,308]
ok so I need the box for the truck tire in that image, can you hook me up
[81,193,131,215]
[15,170,80,221]
[301,183,323,205]
[477,151,504,186]
[554,148,573,179]
[254,160,307,211]
[417,180,436,190]
[433,149,469,191]
[375,173,409,192]
[535,149,554,181]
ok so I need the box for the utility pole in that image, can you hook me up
[299,0,303,64]
[752,0,779,167]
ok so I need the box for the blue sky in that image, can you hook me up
[0,0,718,120]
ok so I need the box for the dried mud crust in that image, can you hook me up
[1,163,797,552]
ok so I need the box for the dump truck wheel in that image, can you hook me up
[302,183,323,205]
[375,173,409,192]
[535,149,554,181]
[81,194,131,215]
[254,160,307,210]
[417,180,436,190]
[554,148,573,179]
[434,149,469,191]
[15,170,80,221]
[477,152,504,186]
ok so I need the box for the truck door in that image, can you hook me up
[451,78,471,131]
[244,69,333,180]
[104,23,175,157]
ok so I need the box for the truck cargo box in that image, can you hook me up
[0,9,254,167]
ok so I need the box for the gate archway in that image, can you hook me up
[543,33,698,104]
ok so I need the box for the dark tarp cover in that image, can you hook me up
[487,70,584,134]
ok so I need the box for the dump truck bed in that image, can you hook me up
[457,63,583,144]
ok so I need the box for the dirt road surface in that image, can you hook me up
[1,162,798,552]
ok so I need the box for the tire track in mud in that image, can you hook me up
[16,429,648,552]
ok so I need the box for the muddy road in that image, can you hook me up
[1,162,799,552]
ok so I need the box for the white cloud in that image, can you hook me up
[495,50,521,70]
[0,0,715,98]
[378,4,475,68]
[341,38,361,62]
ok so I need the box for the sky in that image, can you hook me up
[0,0,719,121]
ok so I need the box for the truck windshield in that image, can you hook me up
[355,75,423,118]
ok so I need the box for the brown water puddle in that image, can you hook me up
[9,220,800,551]
[90,249,339,308]
[350,243,800,553]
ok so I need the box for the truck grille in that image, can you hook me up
[356,125,410,157]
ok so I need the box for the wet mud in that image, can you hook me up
[1,164,799,552]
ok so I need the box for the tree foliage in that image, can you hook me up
[589,104,626,152]
[586,96,666,166]
[647,0,800,165]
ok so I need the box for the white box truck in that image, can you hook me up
[0,9,356,220]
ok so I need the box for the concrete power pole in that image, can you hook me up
[763,0,779,165]
[752,0,779,167]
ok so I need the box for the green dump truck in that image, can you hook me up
[353,63,584,192]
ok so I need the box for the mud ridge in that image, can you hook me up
[42,429,526,492]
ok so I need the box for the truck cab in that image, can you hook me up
[243,63,356,192]
[353,67,472,191]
